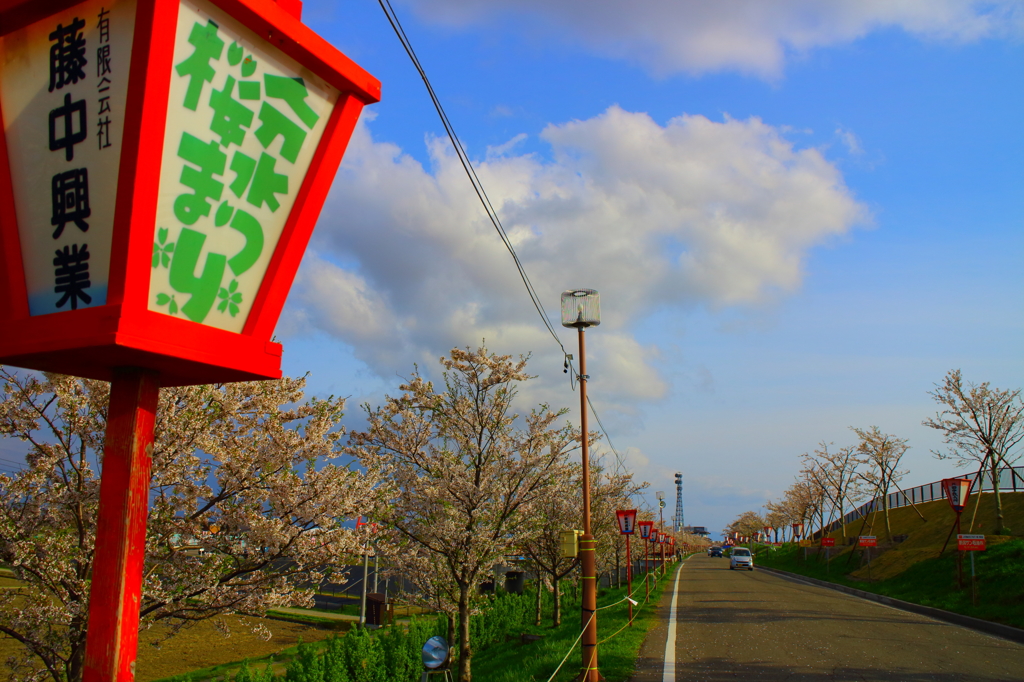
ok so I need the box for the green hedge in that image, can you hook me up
[278,588,563,682]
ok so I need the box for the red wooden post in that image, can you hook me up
[82,368,160,682]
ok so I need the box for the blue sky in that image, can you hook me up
[273,0,1024,538]
[0,3,1019,541]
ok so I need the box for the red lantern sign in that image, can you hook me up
[0,0,380,386]
[792,522,803,537]
[942,477,973,513]
[616,509,637,535]
[0,2,378,680]
[637,519,653,540]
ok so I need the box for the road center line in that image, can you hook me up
[662,562,684,682]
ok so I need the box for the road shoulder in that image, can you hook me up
[627,562,684,682]
[756,565,1024,645]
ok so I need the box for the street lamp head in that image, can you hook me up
[561,289,601,328]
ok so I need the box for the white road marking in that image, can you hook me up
[662,562,684,682]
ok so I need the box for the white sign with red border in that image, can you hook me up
[957,534,986,551]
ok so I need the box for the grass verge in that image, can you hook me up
[754,540,1024,629]
[471,563,677,682]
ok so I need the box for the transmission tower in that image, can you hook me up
[674,472,684,533]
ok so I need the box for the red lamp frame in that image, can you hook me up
[615,509,637,535]
[0,0,381,386]
[941,477,973,514]
[637,519,653,540]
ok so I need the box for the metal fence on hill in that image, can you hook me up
[814,465,1024,538]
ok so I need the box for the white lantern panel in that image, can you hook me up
[148,0,339,332]
[0,0,137,315]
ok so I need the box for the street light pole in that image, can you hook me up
[561,289,601,682]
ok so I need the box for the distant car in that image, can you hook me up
[729,547,754,571]
[709,546,723,558]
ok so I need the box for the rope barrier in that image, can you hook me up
[543,610,595,682]
[540,560,685,681]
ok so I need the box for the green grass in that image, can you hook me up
[754,539,1024,629]
[470,564,677,682]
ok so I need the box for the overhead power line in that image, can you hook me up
[377,0,628,479]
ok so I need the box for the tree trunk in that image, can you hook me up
[534,575,543,626]
[552,575,561,627]
[68,630,85,682]
[447,612,457,646]
[883,481,892,539]
[991,458,1005,535]
[457,583,472,682]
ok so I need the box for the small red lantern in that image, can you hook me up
[792,522,803,537]
[942,477,973,513]
[616,509,637,535]
[638,519,653,540]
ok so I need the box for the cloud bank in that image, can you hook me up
[400,0,1023,77]
[281,106,866,417]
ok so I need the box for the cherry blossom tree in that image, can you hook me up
[347,346,578,682]
[851,426,909,538]
[924,370,1024,535]
[0,369,375,682]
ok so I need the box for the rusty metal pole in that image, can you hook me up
[578,326,600,682]
[626,533,633,625]
[643,537,649,602]
[83,368,160,682]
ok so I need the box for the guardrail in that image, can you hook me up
[813,465,1024,538]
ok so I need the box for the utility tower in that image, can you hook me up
[674,472,684,533]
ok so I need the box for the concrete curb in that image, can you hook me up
[757,565,1024,645]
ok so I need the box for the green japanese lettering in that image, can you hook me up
[228,150,256,198]
[174,21,224,111]
[246,152,288,212]
[227,208,263,276]
[209,76,254,148]
[168,227,226,323]
[255,102,306,163]
[175,133,226,225]
[265,75,319,128]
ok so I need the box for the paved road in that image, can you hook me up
[634,555,1024,681]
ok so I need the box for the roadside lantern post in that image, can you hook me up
[616,509,637,624]
[638,519,653,598]
[941,476,974,588]
[561,288,601,682]
[0,1,379,679]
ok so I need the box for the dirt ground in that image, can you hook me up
[0,613,333,681]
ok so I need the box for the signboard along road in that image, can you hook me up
[958,534,986,551]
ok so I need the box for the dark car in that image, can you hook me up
[709,546,723,557]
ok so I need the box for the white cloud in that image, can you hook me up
[283,106,866,415]
[400,0,1024,77]
[836,127,864,156]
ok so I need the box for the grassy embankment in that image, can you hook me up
[753,492,1024,629]
[471,565,676,682]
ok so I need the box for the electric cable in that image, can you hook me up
[377,0,629,478]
